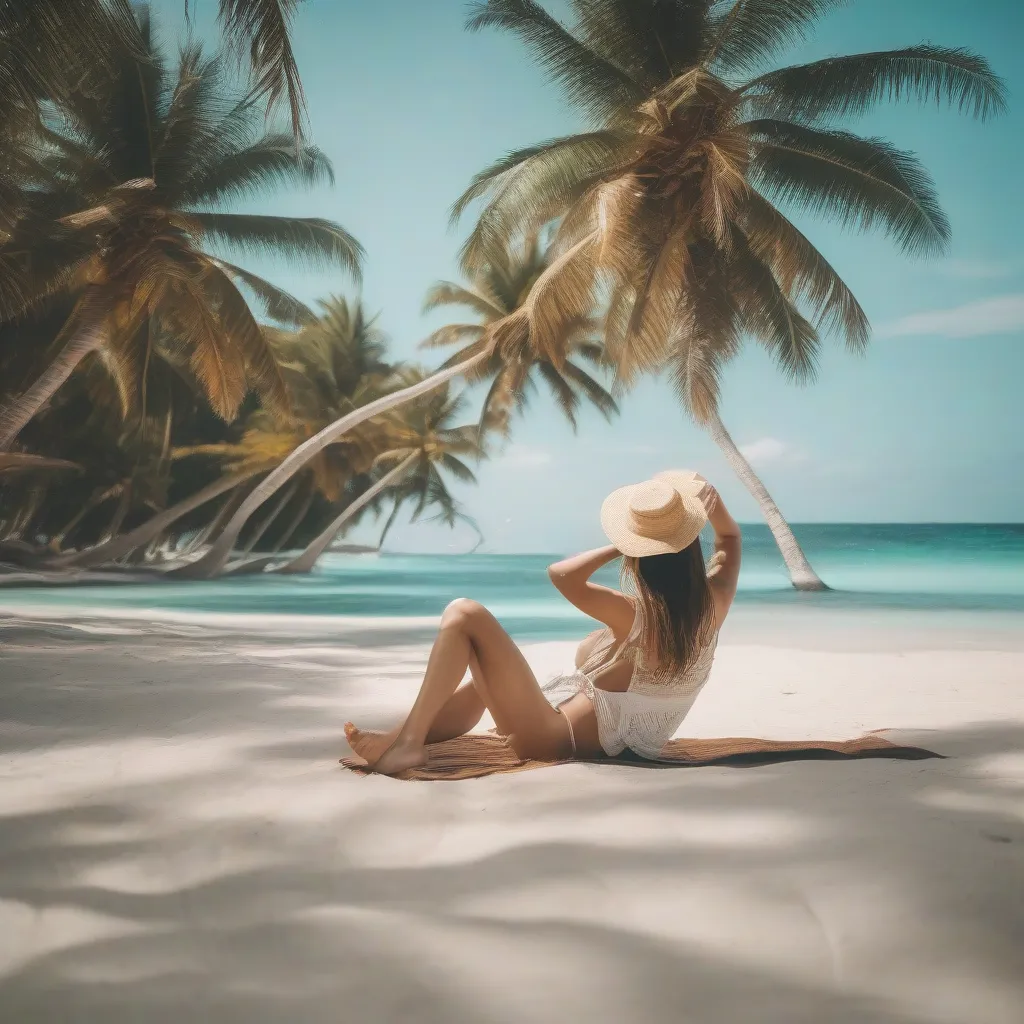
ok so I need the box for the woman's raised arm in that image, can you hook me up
[547,544,635,639]
[694,478,742,624]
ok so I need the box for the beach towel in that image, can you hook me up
[341,726,941,781]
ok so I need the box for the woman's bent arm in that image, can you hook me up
[547,544,635,638]
[696,480,741,623]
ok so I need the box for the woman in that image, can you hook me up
[350,470,741,776]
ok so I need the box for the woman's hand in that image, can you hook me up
[690,473,720,516]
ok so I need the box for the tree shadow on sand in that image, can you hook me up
[1,624,1022,1023]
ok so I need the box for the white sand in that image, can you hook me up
[0,613,1022,1023]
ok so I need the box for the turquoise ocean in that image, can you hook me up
[4,525,1023,646]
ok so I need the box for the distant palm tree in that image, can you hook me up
[275,372,486,573]
[347,372,486,553]
[166,297,393,571]
[421,229,617,437]
[454,0,1006,589]
[44,299,382,569]
[0,11,361,452]
[180,236,613,578]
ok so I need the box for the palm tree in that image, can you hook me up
[175,227,620,579]
[0,11,361,452]
[1,316,192,560]
[166,296,394,572]
[275,372,486,573]
[421,229,617,437]
[453,0,1005,589]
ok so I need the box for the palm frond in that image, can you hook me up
[504,229,601,365]
[729,233,821,381]
[450,138,572,227]
[744,46,1007,124]
[455,131,629,272]
[423,482,481,539]
[162,273,249,422]
[475,365,516,437]
[103,279,164,419]
[439,452,478,484]
[559,359,618,421]
[741,188,868,348]
[600,195,693,382]
[0,226,96,323]
[706,0,845,76]
[422,281,506,319]
[466,0,645,120]
[438,423,489,454]
[183,133,334,206]
[747,120,949,256]
[218,0,308,142]
[0,452,81,474]
[572,339,611,366]
[0,0,140,116]
[205,263,291,416]
[419,323,487,351]
[211,259,316,325]
[667,247,741,422]
[570,0,711,89]
[151,42,233,195]
[193,212,364,276]
[536,360,581,430]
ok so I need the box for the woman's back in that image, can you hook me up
[577,594,721,760]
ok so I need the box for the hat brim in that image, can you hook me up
[600,474,709,558]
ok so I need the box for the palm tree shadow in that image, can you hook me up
[2,623,1021,1022]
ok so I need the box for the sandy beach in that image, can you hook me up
[0,610,1021,1024]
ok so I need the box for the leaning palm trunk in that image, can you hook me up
[174,346,494,579]
[241,480,297,555]
[270,486,315,553]
[705,412,827,591]
[182,477,260,555]
[274,454,417,575]
[7,486,44,543]
[48,484,119,551]
[181,507,227,557]
[0,311,106,452]
[46,471,255,570]
[99,483,131,546]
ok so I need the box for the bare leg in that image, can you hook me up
[347,677,485,761]
[364,599,570,775]
[429,676,487,739]
[345,657,489,763]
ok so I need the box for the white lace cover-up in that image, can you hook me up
[541,598,719,761]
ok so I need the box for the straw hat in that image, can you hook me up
[600,469,708,557]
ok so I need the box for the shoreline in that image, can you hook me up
[4,598,1024,653]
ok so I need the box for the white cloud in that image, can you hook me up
[937,258,1012,280]
[739,437,807,467]
[877,294,1024,339]
[502,444,553,467]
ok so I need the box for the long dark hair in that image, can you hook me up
[623,538,717,678]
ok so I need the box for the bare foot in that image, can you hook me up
[344,723,427,775]
[344,723,399,763]
[367,738,428,776]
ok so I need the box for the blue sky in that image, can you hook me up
[152,0,1024,552]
